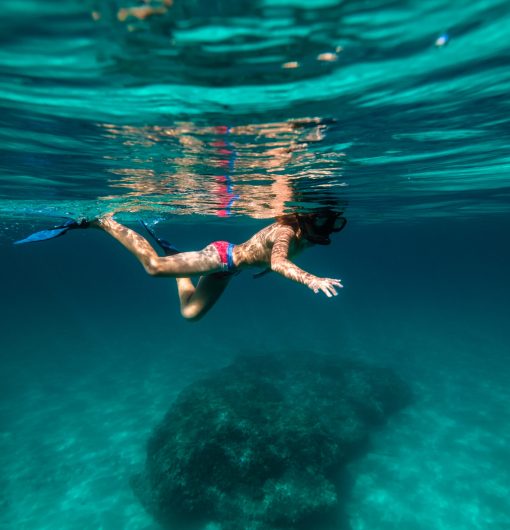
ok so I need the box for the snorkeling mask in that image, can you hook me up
[301,213,347,245]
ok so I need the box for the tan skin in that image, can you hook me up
[92,216,342,321]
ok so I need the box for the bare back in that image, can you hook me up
[95,215,342,307]
[233,222,305,269]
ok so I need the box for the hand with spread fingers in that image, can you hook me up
[16,209,347,321]
[308,277,343,297]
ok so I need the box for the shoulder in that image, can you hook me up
[267,222,298,241]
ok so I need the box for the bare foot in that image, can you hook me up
[90,215,114,229]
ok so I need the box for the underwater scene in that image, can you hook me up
[1,0,509,529]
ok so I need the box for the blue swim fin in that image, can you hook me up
[14,218,89,245]
[139,220,180,256]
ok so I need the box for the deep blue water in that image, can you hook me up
[1,1,510,529]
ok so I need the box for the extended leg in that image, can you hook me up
[94,216,221,277]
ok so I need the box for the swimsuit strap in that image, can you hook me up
[226,242,235,271]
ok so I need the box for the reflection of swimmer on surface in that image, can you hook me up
[211,125,238,217]
[91,211,346,321]
[99,117,342,219]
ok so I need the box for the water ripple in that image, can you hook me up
[1,0,509,227]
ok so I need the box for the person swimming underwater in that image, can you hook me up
[15,211,346,321]
[91,211,345,320]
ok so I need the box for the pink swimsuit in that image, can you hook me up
[210,241,236,272]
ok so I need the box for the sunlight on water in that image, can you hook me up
[0,0,509,229]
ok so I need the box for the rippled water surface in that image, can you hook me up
[1,0,509,228]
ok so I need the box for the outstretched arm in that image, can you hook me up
[270,227,343,298]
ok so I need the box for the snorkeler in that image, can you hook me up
[15,212,345,321]
[95,212,345,320]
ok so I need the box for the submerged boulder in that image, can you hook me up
[132,352,411,530]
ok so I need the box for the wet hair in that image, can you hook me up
[278,211,347,245]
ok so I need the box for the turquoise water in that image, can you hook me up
[1,1,509,529]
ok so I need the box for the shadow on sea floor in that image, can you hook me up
[130,352,412,530]
[0,217,509,529]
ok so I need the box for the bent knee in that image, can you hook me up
[180,304,205,322]
[144,258,164,276]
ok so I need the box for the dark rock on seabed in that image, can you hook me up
[132,352,412,530]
